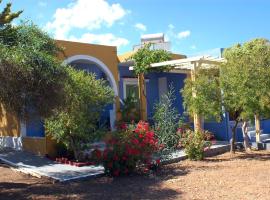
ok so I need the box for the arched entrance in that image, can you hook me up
[64,55,118,130]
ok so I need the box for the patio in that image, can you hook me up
[0,148,104,182]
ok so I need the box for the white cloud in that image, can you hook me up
[134,23,147,31]
[168,24,174,29]
[190,45,197,50]
[45,0,127,39]
[68,33,129,48]
[38,1,47,7]
[177,30,191,39]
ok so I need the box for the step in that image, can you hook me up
[247,127,255,132]
[251,142,270,150]
[249,134,270,142]
[247,130,263,138]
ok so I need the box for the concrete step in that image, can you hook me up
[249,133,270,142]
[247,126,255,132]
[251,142,270,150]
[247,130,263,138]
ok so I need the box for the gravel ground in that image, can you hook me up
[1,151,270,200]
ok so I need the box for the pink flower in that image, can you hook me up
[204,147,210,152]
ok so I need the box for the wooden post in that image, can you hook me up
[138,73,147,121]
[191,67,203,132]
[115,96,122,121]
[255,114,261,143]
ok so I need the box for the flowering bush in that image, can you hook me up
[95,121,160,176]
[180,130,212,160]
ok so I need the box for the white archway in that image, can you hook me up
[64,55,118,96]
[63,55,118,130]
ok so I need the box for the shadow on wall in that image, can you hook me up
[0,104,20,137]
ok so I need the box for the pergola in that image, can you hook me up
[151,55,225,131]
[129,55,226,131]
[130,55,262,142]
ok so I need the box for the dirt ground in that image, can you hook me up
[1,151,270,200]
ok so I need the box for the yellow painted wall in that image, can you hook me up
[22,137,47,155]
[57,40,121,120]
[3,40,121,156]
[0,104,20,137]
[56,40,119,85]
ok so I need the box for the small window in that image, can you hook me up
[126,84,139,100]
[123,78,147,106]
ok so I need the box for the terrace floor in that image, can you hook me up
[0,148,104,182]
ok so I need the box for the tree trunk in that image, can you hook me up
[255,114,261,143]
[230,120,239,153]
[242,121,251,151]
[70,134,80,161]
[138,73,147,121]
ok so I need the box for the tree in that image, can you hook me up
[0,22,67,119]
[221,39,270,151]
[0,0,22,25]
[182,38,270,153]
[182,68,222,122]
[130,43,171,120]
[45,67,114,160]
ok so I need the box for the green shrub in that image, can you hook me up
[153,88,182,153]
[45,67,114,160]
[120,93,139,123]
[180,130,212,160]
[0,23,67,118]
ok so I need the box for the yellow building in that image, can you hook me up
[0,40,121,156]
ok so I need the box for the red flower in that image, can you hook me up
[137,121,149,131]
[132,138,139,145]
[156,159,160,165]
[103,149,109,159]
[94,149,102,159]
[124,168,129,174]
[146,131,154,138]
[138,133,144,138]
[134,128,140,133]
[113,169,120,177]
[143,167,149,173]
[108,162,113,168]
[119,122,128,130]
[113,155,119,161]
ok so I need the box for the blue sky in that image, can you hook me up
[2,0,270,56]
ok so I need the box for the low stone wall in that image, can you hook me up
[161,142,230,165]
[0,136,22,150]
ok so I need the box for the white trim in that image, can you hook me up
[63,55,118,131]
[63,55,118,96]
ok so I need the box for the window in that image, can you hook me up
[123,78,139,101]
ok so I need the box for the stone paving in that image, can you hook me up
[0,148,104,182]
